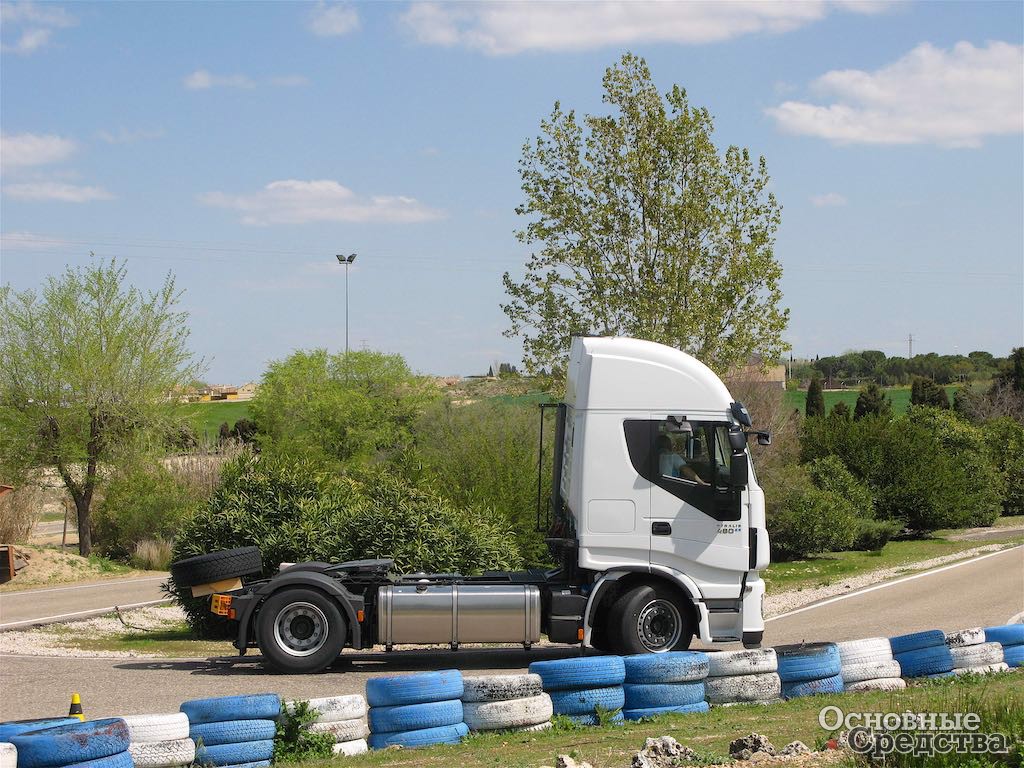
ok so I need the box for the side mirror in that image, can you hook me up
[730,453,749,487]
[756,431,772,446]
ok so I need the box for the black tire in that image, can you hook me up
[170,547,262,588]
[255,587,347,673]
[607,583,693,655]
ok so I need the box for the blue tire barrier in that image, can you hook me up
[549,685,625,716]
[61,752,134,768]
[529,656,626,691]
[11,719,130,768]
[564,711,625,726]
[180,694,281,725]
[775,643,841,683]
[623,701,710,720]
[889,630,945,655]
[189,719,277,746]
[367,722,469,750]
[623,682,705,709]
[895,645,954,678]
[368,700,463,733]
[366,670,464,708]
[622,652,709,684]
[0,719,80,741]
[1000,645,1024,667]
[195,739,274,766]
[984,625,1024,647]
[782,673,845,699]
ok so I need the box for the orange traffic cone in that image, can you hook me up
[68,692,83,721]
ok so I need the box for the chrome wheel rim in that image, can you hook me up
[273,602,328,657]
[636,599,682,652]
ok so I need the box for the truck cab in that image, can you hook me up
[559,337,769,651]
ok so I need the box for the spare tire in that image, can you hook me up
[171,547,262,588]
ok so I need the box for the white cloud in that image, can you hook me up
[1,132,76,167]
[397,1,883,55]
[96,127,165,144]
[269,75,310,87]
[0,231,69,250]
[308,2,359,37]
[4,182,114,202]
[766,41,1024,148]
[1,2,75,55]
[183,69,256,90]
[810,192,847,207]
[199,179,444,226]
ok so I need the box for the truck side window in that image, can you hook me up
[624,419,741,522]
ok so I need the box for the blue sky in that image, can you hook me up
[1,0,1021,382]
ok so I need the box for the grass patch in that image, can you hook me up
[287,674,1021,768]
[45,619,233,658]
[0,545,144,592]
[993,515,1024,529]
[179,401,251,439]
[763,534,1024,593]
[783,386,959,416]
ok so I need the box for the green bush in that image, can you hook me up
[170,453,523,636]
[765,461,860,559]
[982,417,1024,516]
[93,464,196,561]
[249,348,438,467]
[800,414,996,533]
[413,398,553,567]
[850,518,901,551]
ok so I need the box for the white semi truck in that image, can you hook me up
[171,336,771,673]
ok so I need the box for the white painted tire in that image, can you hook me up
[307,718,369,742]
[333,738,368,757]
[842,659,902,684]
[846,678,907,692]
[464,694,553,731]
[715,697,784,708]
[0,743,15,768]
[513,721,553,733]
[128,738,196,768]
[707,649,777,677]
[951,642,1004,668]
[705,672,781,704]
[285,695,367,723]
[462,674,543,703]
[953,663,1009,676]
[120,713,189,743]
[945,627,985,648]
[836,638,893,667]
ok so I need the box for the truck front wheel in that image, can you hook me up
[256,587,347,673]
[606,584,693,654]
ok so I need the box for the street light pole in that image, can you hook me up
[336,253,357,356]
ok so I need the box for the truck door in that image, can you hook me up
[623,417,749,598]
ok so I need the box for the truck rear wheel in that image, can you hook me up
[256,587,346,673]
[607,584,693,654]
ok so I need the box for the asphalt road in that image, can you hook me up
[0,576,170,630]
[1,547,1021,721]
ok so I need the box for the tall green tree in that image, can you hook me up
[0,259,201,555]
[806,377,825,417]
[854,382,891,420]
[502,53,789,375]
[911,376,950,409]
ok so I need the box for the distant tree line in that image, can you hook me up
[792,349,1010,386]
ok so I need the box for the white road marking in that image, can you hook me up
[0,576,167,596]
[0,599,172,630]
[766,545,1023,623]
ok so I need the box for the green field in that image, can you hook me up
[783,385,959,415]
[179,400,251,439]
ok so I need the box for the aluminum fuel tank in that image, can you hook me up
[377,583,541,646]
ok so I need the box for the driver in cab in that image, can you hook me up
[656,434,709,486]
